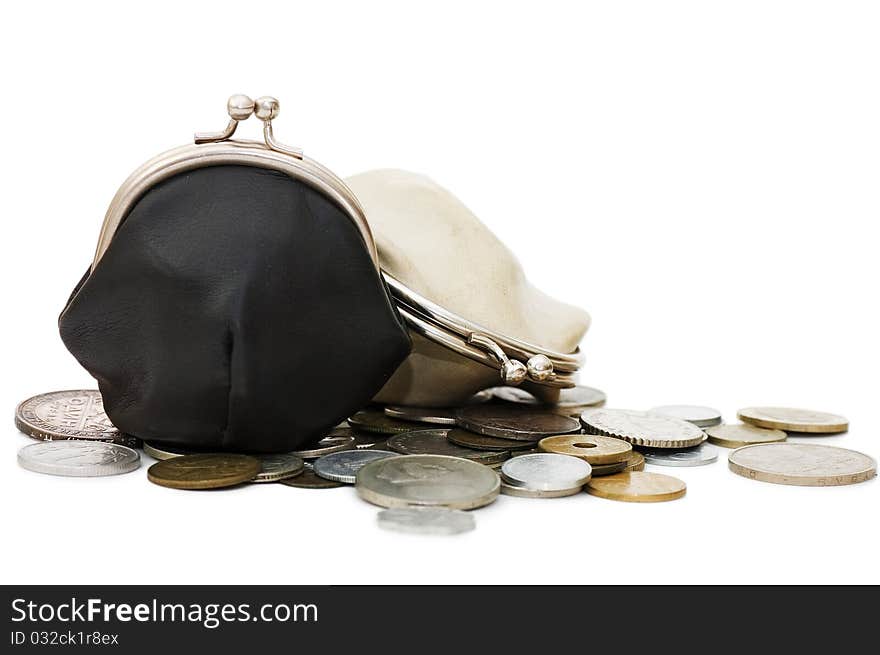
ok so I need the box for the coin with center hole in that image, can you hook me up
[538,434,632,465]
[147,454,260,489]
[14,389,138,447]
[377,507,476,535]
[491,385,607,415]
[252,453,305,483]
[349,409,435,435]
[290,434,356,459]
[446,428,535,452]
[737,407,849,434]
[649,405,722,428]
[18,441,141,477]
[356,455,500,510]
[705,423,787,448]
[456,405,581,441]
[278,468,345,489]
[501,453,592,491]
[728,443,876,486]
[386,429,509,465]
[314,449,399,484]
[580,408,705,449]
[585,471,687,502]
[640,443,719,467]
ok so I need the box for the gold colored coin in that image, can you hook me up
[737,407,848,434]
[585,471,686,502]
[589,460,627,476]
[624,450,645,471]
[728,443,876,487]
[147,454,261,490]
[705,423,787,449]
[538,434,631,465]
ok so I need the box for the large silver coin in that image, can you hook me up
[18,441,140,477]
[492,385,607,415]
[252,454,305,483]
[314,449,399,484]
[290,434,356,459]
[356,455,500,510]
[580,408,705,449]
[455,405,581,441]
[728,443,876,486]
[501,453,592,491]
[387,429,509,465]
[384,406,457,425]
[641,443,719,467]
[377,507,475,535]
[649,405,722,428]
[14,389,138,447]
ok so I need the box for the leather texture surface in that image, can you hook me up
[59,165,411,452]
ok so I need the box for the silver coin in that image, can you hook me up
[14,389,138,447]
[384,406,457,425]
[290,434,357,459]
[501,453,592,491]
[641,443,719,467]
[18,440,140,477]
[252,453,305,482]
[377,507,475,535]
[328,426,386,450]
[649,405,722,428]
[356,454,501,510]
[314,449,399,484]
[500,480,583,498]
[386,429,509,465]
[580,408,706,449]
[143,441,193,460]
[492,385,607,414]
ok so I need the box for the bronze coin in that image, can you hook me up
[585,471,687,502]
[589,460,628,476]
[455,405,581,441]
[446,428,536,451]
[348,409,432,435]
[386,429,509,465]
[147,454,261,490]
[538,434,632,465]
[278,467,346,489]
[625,451,646,472]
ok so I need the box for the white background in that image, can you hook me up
[1,1,877,585]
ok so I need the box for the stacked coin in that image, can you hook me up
[490,384,607,416]
[500,453,592,498]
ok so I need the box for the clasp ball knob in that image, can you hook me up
[501,359,528,385]
[526,354,554,382]
[254,96,280,121]
[227,94,255,121]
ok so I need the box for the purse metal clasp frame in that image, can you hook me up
[194,94,303,159]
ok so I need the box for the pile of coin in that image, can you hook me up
[12,388,876,535]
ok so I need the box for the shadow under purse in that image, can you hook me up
[58,95,411,453]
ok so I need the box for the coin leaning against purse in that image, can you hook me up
[57,95,589,453]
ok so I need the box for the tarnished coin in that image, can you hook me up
[649,405,722,428]
[580,408,705,449]
[143,442,194,460]
[349,409,432,435]
[377,507,476,535]
[500,480,583,498]
[327,426,386,450]
[501,453,592,491]
[705,423,787,449]
[589,460,628,476]
[491,385,607,415]
[737,407,849,434]
[728,443,876,486]
[585,471,687,502]
[538,434,631,465]
[356,455,500,510]
[455,405,581,441]
[18,441,140,477]
[314,449,399,484]
[446,428,535,452]
[625,450,646,472]
[14,390,137,447]
[147,454,260,490]
[278,468,345,489]
[384,406,458,426]
[641,443,719,467]
[387,429,509,465]
[290,434,356,459]
[252,453,305,483]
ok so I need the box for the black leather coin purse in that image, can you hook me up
[59,95,411,453]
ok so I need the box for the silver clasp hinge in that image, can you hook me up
[468,333,555,386]
[194,94,303,159]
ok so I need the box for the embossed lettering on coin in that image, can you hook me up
[728,443,875,486]
[15,389,136,446]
